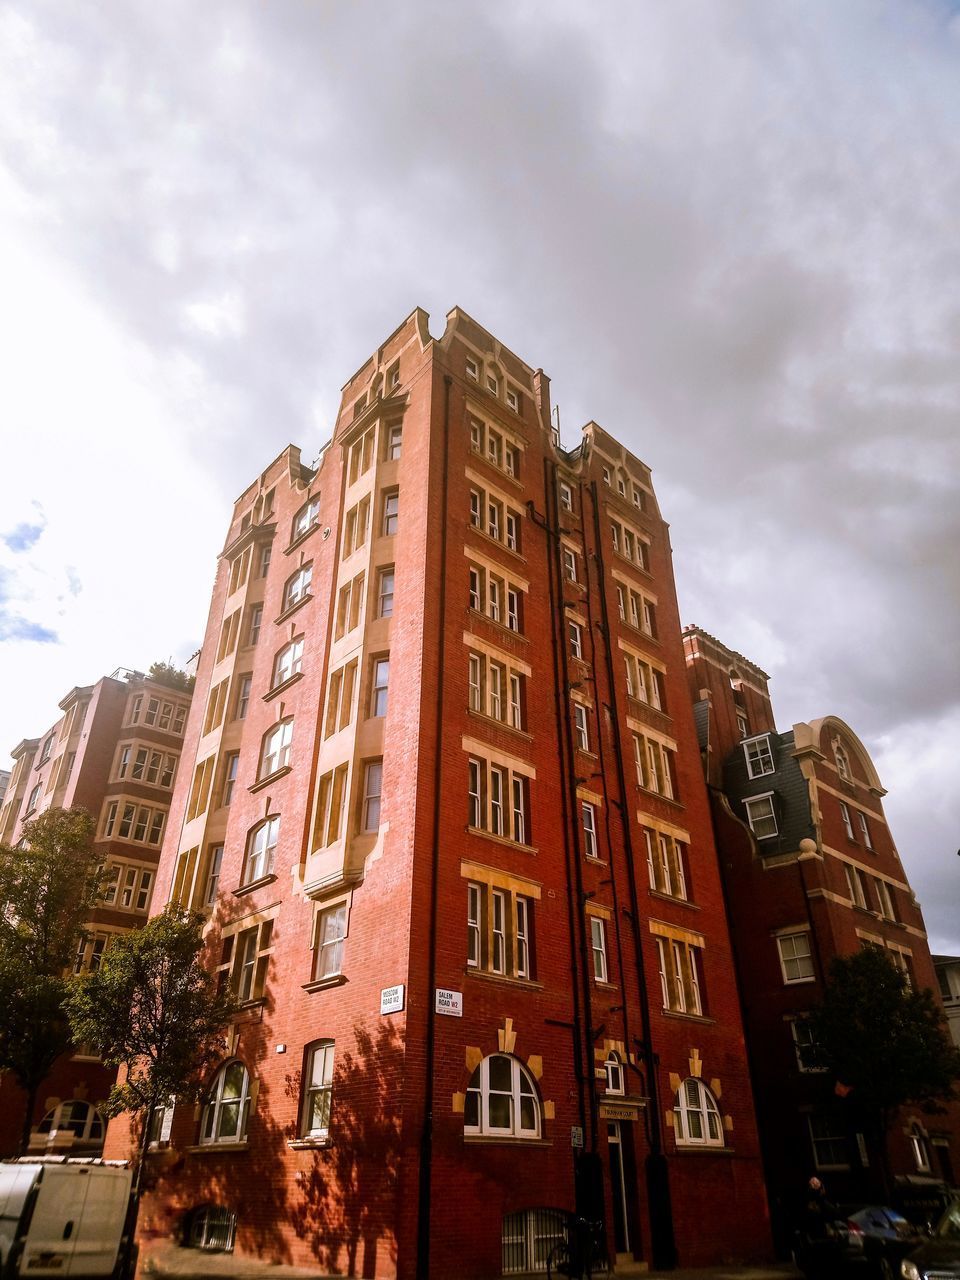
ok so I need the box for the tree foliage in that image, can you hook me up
[807,946,960,1117]
[0,807,103,1150]
[0,806,102,972]
[66,906,237,1123]
[145,661,194,693]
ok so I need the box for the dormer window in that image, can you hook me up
[743,735,775,779]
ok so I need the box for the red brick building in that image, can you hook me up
[108,308,770,1276]
[0,668,191,1156]
[683,625,960,1246]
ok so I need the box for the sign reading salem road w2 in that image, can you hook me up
[435,988,463,1017]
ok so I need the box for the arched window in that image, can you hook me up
[282,564,312,612]
[244,816,279,884]
[272,638,304,689]
[258,719,293,779]
[605,1052,624,1096]
[673,1077,723,1147]
[36,1099,104,1145]
[464,1054,541,1139]
[200,1061,251,1145]
[834,741,852,782]
[291,497,320,542]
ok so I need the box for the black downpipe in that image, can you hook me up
[415,372,453,1280]
[531,462,594,1151]
[578,484,636,1078]
[586,480,677,1270]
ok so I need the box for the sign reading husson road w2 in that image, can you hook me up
[435,988,463,1017]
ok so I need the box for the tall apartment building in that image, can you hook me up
[109,308,770,1277]
[0,669,191,1157]
[683,625,960,1245]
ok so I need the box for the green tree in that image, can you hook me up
[66,906,237,1183]
[0,806,102,1153]
[145,661,194,693]
[807,947,960,1190]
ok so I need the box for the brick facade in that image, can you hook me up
[105,309,770,1276]
[684,624,960,1248]
[0,669,191,1156]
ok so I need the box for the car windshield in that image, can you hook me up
[935,1204,960,1239]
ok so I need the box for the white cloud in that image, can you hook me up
[0,0,956,948]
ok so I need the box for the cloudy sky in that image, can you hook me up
[1,1,957,950]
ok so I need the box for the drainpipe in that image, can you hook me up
[415,371,453,1280]
[586,480,677,1270]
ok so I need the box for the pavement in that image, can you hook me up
[140,1245,802,1280]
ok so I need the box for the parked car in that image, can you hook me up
[795,1204,921,1279]
[0,1159,136,1280]
[902,1199,960,1280]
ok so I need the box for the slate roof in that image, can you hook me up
[722,727,817,855]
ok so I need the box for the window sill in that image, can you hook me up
[232,873,278,898]
[466,826,537,855]
[648,890,699,911]
[248,765,292,794]
[595,980,619,992]
[467,609,528,644]
[467,525,527,565]
[466,709,533,741]
[673,1144,735,1157]
[284,524,320,557]
[263,673,304,703]
[465,968,544,991]
[185,1142,249,1154]
[302,974,348,994]
[274,594,312,626]
[662,1010,716,1025]
[287,1137,332,1151]
[613,550,652,577]
[636,785,684,810]
[464,1134,551,1147]
[783,976,817,985]
[618,620,660,647]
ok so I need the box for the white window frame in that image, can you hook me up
[840,801,855,840]
[371,657,389,717]
[200,1061,251,1145]
[590,916,608,983]
[674,1078,723,1147]
[313,904,347,980]
[573,703,590,752]
[777,931,815,984]
[464,1054,541,1139]
[743,735,775,779]
[361,760,383,832]
[293,497,320,540]
[283,565,312,611]
[272,638,304,689]
[245,816,279,884]
[744,793,778,839]
[582,802,598,859]
[260,719,293,779]
[301,1041,334,1140]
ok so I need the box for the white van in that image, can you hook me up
[0,1160,136,1279]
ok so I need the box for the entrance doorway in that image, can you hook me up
[607,1121,630,1254]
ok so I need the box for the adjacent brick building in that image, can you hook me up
[108,308,771,1277]
[683,625,960,1246]
[0,668,191,1156]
